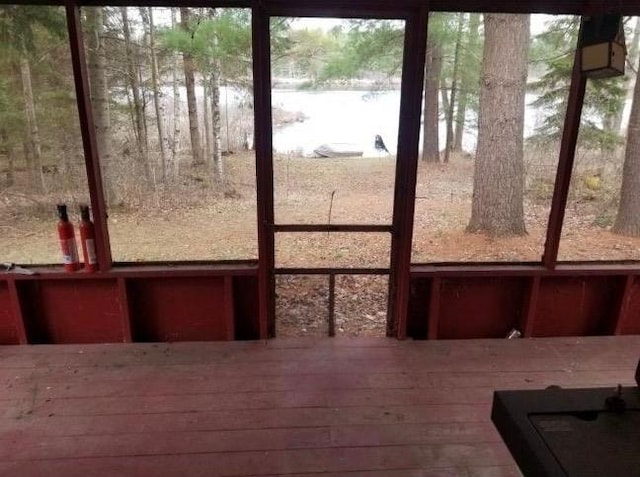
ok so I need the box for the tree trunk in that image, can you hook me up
[613,52,640,236]
[20,57,44,192]
[86,7,115,204]
[441,80,452,163]
[180,7,204,167]
[455,13,480,152]
[121,7,150,181]
[422,37,442,163]
[170,8,181,177]
[211,70,223,184]
[0,128,13,186]
[203,79,211,162]
[6,142,14,187]
[144,8,167,182]
[139,61,150,156]
[444,12,465,162]
[467,14,529,236]
[609,17,640,136]
[22,137,32,176]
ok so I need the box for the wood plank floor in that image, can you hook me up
[0,336,638,477]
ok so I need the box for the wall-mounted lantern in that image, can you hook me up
[581,14,627,79]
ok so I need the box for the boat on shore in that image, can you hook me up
[313,143,364,158]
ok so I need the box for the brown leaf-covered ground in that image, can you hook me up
[2,151,639,337]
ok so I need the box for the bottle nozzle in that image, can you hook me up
[80,205,91,221]
[57,204,69,222]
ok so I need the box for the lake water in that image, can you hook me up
[271,89,401,156]
[211,87,632,156]
[270,89,550,156]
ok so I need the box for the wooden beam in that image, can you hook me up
[328,274,336,337]
[252,2,276,339]
[65,5,112,271]
[427,278,441,339]
[613,275,635,335]
[5,0,640,15]
[543,19,587,269]
[275,267,389,275]
[224,276,236,340]
[7,279,28,344]
[389,5,429,340]
[116,277,133,342]
[273,224,393,233]
[411,263,640,278]
[520,276,541,337]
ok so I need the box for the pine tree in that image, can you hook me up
[529,16,626,150]
[468,14,530,236]
[613,51,640,237]
[0,6,69,192]
[163,9,254,178]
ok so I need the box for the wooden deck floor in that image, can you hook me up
[1,336,639,477]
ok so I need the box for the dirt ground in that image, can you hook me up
[2,151,640,337]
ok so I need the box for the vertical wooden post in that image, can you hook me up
[252,2,275,339]
[328,274,336,337]
[116,277,133,342]
[612,275,635,335]
[66,5,112,271]
[7,279,28,344]
[543,19,586,269]
[520,276,541,337]
[389,6,429,339]
[427,277,441,340]
[224,276,236,340]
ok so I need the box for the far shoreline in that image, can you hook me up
[272,77,401,91]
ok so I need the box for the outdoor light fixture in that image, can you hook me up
[581,14,627,78]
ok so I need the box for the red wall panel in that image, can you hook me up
[436,278,527,339]
[128,277,229,341]
[533,276,621,337]
[0,283,18,345]
[21,279,125,344]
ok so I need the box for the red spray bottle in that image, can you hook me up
[57,204,80,272]
[79,205,98,272]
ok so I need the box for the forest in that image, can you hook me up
[1,6,640,266]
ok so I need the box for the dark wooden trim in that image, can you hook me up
[543,19,587,269]
[3,262,639,282]
[224,276,236,340]
[521,276,540,337]
[267,5,411,18]
[4,0,640,15]
[613,275,635,335]
[66,5,113,271]
[75,0,251,6]
[275,267,389,275]
[0,1,251,6]
[328,274,336,337]
[273,224,393,233]
[411,263,640,278]
[427,277,441,339]
[0,263,258,281]
[116,277,133,342]
[7,279,28,344]
[253,2,276,339]
[428,0,639,14]
[388,5,429,340]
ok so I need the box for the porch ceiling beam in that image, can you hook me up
[2,1,640,17]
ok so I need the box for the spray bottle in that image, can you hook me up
[57,204,80,272]
[79,205,98,272]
